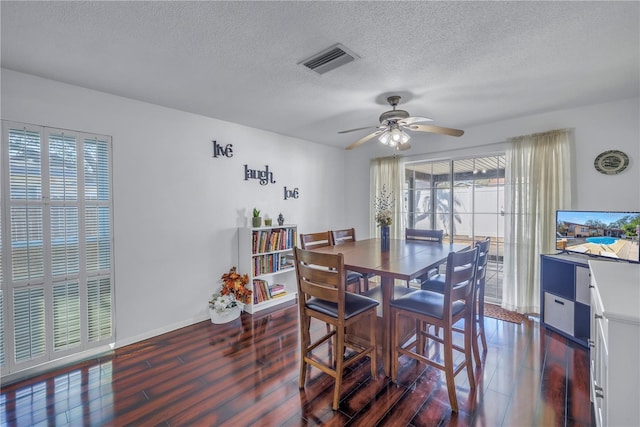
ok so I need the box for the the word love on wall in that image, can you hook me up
[211,139,300,200]
[284,186,299,200]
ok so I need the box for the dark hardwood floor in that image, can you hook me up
[0,304,592,426]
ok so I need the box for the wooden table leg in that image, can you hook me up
[380,276,393,377]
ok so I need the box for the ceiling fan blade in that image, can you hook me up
[399,116,433,126]
[409,124,465,137]
[345,130,383,150]
[338,125,380,134]
[397,142,412,151]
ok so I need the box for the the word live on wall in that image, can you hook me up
[212,139,300,200]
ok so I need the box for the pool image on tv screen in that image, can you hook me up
[556,210,640,263]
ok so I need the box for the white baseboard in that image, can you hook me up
[114,313,210,349]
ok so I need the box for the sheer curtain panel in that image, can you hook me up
[503,129,572,314]
[370,157,404,238]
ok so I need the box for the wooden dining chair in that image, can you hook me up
[405,228,445,286]
[300,231,365,293]
[299,231,333,250]
[420,237,491,365]
[405,228,444,243]
[331,228,375,292]
[389,246,479,413]
[293,247,379,410]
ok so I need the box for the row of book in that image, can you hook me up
[253,280,288,304]
[251,253,295,276]
[251,228,297,254]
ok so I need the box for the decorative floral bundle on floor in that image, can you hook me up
[374,185,394,227]
[209,267,252,312]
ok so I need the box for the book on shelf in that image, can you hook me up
[252,279,290,303]
[252,279,270,303]
[251,227,297,254]
[270,283,286,295]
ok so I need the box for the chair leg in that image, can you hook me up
[299,315,311,389]
[369,310,378,378]
[443,324,459,413]
[332,325,345,410]
[478,281,487,352]
[390,310,399,381]
[465,312,476,390]
[363,275,369,292]
[472,302,481,367]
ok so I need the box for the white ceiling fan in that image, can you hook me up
[339,95,464,151]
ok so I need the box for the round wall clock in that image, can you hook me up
[594,150,629,175]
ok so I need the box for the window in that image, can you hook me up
[404,155,505,303]
[1,122,113,376]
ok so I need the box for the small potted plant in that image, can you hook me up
[252,208,262,227]
[209,267,252,324]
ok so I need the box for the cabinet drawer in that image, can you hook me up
[544,292,574,336]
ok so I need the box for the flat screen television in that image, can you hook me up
[556,210,640,263]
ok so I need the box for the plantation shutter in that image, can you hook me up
[52,282,81,351]
[1,121,113,377]
[13,287,46,362]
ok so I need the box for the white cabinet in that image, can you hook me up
[588,260,640,427]
[238,225,298,314]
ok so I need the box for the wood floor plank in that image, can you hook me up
[0,305,593,426]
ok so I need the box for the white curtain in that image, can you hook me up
[503,129,572,314]
[370,156,404,238]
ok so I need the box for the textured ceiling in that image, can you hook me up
[2,1,639,151]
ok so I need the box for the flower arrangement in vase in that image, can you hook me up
[374,185,394,250]
[209,267,252,323]
[374,185,394,227]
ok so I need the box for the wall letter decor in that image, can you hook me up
[244,164,276,185]
[212,140,233,158]
[284,186,299,200]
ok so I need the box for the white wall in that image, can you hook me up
[346,97,640,233]
[1,69,349,347]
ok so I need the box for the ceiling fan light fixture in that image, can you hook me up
[378,125,410,147]
[341,94,464,150]
[401,130,410,144]
[390,126,403,143]
[378,130,390,145]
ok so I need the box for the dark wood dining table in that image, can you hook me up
[309,237,469,376]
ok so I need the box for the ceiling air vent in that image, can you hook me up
[299,43,359,75]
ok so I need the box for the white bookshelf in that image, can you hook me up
[237,225,298,314]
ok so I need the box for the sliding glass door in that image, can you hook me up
[404,155,505,303]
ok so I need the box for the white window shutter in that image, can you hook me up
[87,277,112,342]
[13,287,46,362]
[53,282,81,352]
[2,122,113,376]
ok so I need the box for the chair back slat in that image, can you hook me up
[299,231,332,250]
[405,228,444,243]
[331,228,356,245]
[294,247,345,305]
[444,246,479,305]
[475,237,490,282]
